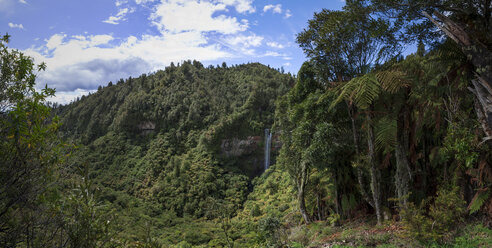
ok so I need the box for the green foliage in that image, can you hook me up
[374,117,397,153]
[468,189,490,214]
[400,186,466,243]
[442,124,479,168]
[55,61,293,246]
[296,0,400,82]
[0,33,64,246]
[257,215,284,247]
[4,0,492,244]
[60,168,116,248]
[453,224,492,248]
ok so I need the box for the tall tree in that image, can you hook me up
[372,0,492,143]
[297,0,401,225]
[0,34,62,246]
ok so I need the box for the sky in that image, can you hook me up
[1,0,346,104]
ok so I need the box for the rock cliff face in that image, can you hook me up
[138,121,155,135]
[220,134,281,177]
[220,136,262,157]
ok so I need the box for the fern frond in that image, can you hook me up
[375,117,397,153]
[330,80,357,110]
[353,73,381,109]
[376,70,409,94]
[468,188,490,214]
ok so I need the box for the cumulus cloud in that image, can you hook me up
[103,7,134,25]
[116,0,128,6]
[223,33,263,55]
[25,32,231,92]
[263,4,291,18]
[284,9,292,18]
[266,41,284,49]
[135,0,155,4]
[8,22,24,29]
[218,0,255,13]
[22,0,291,103]
[261,51,291,61]
[263,4,281,14]
[150,0,248,34]
[263,51,283,57]
[45,34,66,49]
[48,88,96,105]
[225,34,263,47]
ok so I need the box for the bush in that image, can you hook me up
[400,185,466,243]
[251,204,262,217]
[258,215,283,246]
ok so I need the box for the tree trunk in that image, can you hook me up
[298,161,311,224]
[395,104,412,210]
[367,111,382,225]
[423,10,492,143]
[347,103,375,208]
[333,172,342,217]
[395,142,411,208]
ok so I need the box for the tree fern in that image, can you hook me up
[331,73,381,110]
[376,70,409,93]
[375,117,397,153]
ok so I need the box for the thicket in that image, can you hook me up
[2,0,492,246]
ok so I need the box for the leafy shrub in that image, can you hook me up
[258,215,283,246]
[278,204,289,213]
[288,226,310,247]
[251,204,262,217]
[400,186,466,243]
[173,241,193,248]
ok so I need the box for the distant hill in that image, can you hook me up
[54,61,294,241]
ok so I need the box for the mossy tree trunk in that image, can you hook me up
[395,99,413,210]
[367,109,382,225]
[297,161,311,224]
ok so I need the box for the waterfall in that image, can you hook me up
[264,128,272,171]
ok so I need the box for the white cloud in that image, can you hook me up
[262,51,290,58]
[135,0,155,4]
[284,9,292,18]
[103,7,134,25]
[266,41,284,49]
[263,4,282,14]
[263,51,282,57]
[8,22,24,29]
[116,0,128,6]
[225,34,263,47]
[151,0,247,34]
[25,32,231,92]
[48,88,96,105]
[18,0,26,3]
[282,62,291,67]
[22,0,273,103]
[218,0,255,13]
[223,34,263,55]
[45,34,66,50]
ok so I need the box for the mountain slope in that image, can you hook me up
[55,61,294,244]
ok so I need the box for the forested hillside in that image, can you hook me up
[2,0,492,247]
[55,61,294,245]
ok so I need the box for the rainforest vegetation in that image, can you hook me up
[1,0,492,247]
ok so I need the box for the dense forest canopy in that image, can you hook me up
[1,0,492,247]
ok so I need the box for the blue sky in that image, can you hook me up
[1,0,346,103]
